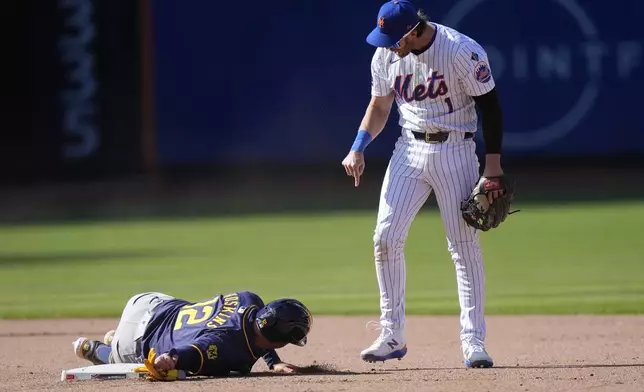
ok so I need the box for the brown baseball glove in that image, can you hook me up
[460,175,519,231]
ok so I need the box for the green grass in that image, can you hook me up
[1,200,643,318]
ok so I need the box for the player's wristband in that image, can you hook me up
[350,130,373,152]
[263,350,281,370]
[169,346,202,373]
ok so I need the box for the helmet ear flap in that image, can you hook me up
[257,308,283,343]
[257,308,276,330]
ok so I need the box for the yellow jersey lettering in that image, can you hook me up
[206,320,218,328]
[222,305,236,313]
[224,298,238,306]
[199,294,243,329]
[205,317,225,329]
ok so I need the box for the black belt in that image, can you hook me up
[411,131,474,143]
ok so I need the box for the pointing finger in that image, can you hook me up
[346,165,356,178]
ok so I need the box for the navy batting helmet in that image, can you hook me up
[255,299,312,347]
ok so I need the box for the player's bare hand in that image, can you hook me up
[272,362,300,374]
[482,157,505,204]
[481,178,505,204]
[342,151,366,187]
[482,180,505,204]
[154,353,177,372]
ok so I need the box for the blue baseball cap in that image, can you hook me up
[366,0,420,48]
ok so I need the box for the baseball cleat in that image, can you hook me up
[72,337,108,365]
[463,341,494,368]
[360,323,407,363]
[361,346,408,363]
[103,330,115,346]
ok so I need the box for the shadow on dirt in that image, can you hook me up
[175,364,387,381]
[243,363,383,377]
[384,363,644,372]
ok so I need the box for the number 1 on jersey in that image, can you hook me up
[445,97,454,113]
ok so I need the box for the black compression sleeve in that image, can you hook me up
[472,87,503,154]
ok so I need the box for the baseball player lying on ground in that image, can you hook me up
[72,290,313,380]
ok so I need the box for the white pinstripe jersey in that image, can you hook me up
[370,23,495,134]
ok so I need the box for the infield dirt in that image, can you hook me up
[1,316,643,392]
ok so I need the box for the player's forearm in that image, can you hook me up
[348,94,394,154]
[472,88,503,155]
[483,154,503,176]
[168,346,202,374]
[472,88,504,176]
[262,349,282,369]
[358,103,391,139]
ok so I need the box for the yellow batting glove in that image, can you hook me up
[134,348,181,381]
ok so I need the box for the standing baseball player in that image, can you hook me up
[71,290,313,379]
[342,0,512,368]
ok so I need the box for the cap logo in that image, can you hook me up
[378,17,385,29]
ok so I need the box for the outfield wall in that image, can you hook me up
[9,0,644,182]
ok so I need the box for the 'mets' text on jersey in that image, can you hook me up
[371,23,496,133]
[141,291,269,376]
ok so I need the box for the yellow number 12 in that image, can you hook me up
[173,298,219,330]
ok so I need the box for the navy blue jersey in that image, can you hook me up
[141,291,279,377]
